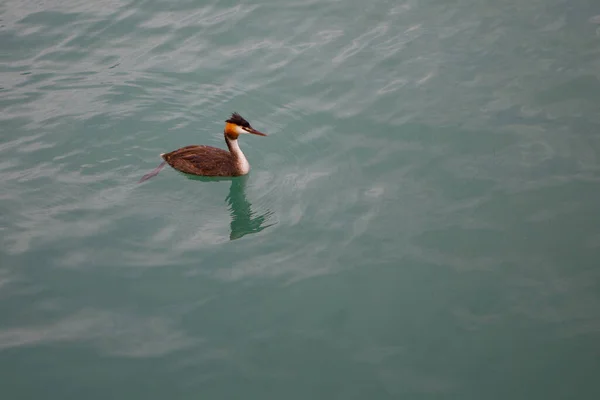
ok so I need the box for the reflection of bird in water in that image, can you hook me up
[226,175,275,240]
[180,174,274,240]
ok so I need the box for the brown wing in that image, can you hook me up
[162,145,237,176]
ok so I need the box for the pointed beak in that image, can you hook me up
[243,127,267,136]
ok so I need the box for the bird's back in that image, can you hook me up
[162,145,240,176]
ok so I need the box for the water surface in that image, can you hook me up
[1,0,600,398]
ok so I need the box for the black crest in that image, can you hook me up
[226,112,250,127]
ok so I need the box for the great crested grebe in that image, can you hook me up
[138,113,267,183]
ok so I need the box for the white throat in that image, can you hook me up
[228,138,250,174]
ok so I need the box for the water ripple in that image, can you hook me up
[2,0,600,396]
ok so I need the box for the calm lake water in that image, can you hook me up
[2,0,600,398]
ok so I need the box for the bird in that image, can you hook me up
[138,113,267,183]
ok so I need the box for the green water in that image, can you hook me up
[2,0,600,398]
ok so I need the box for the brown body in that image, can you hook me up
[161,143,246,177]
